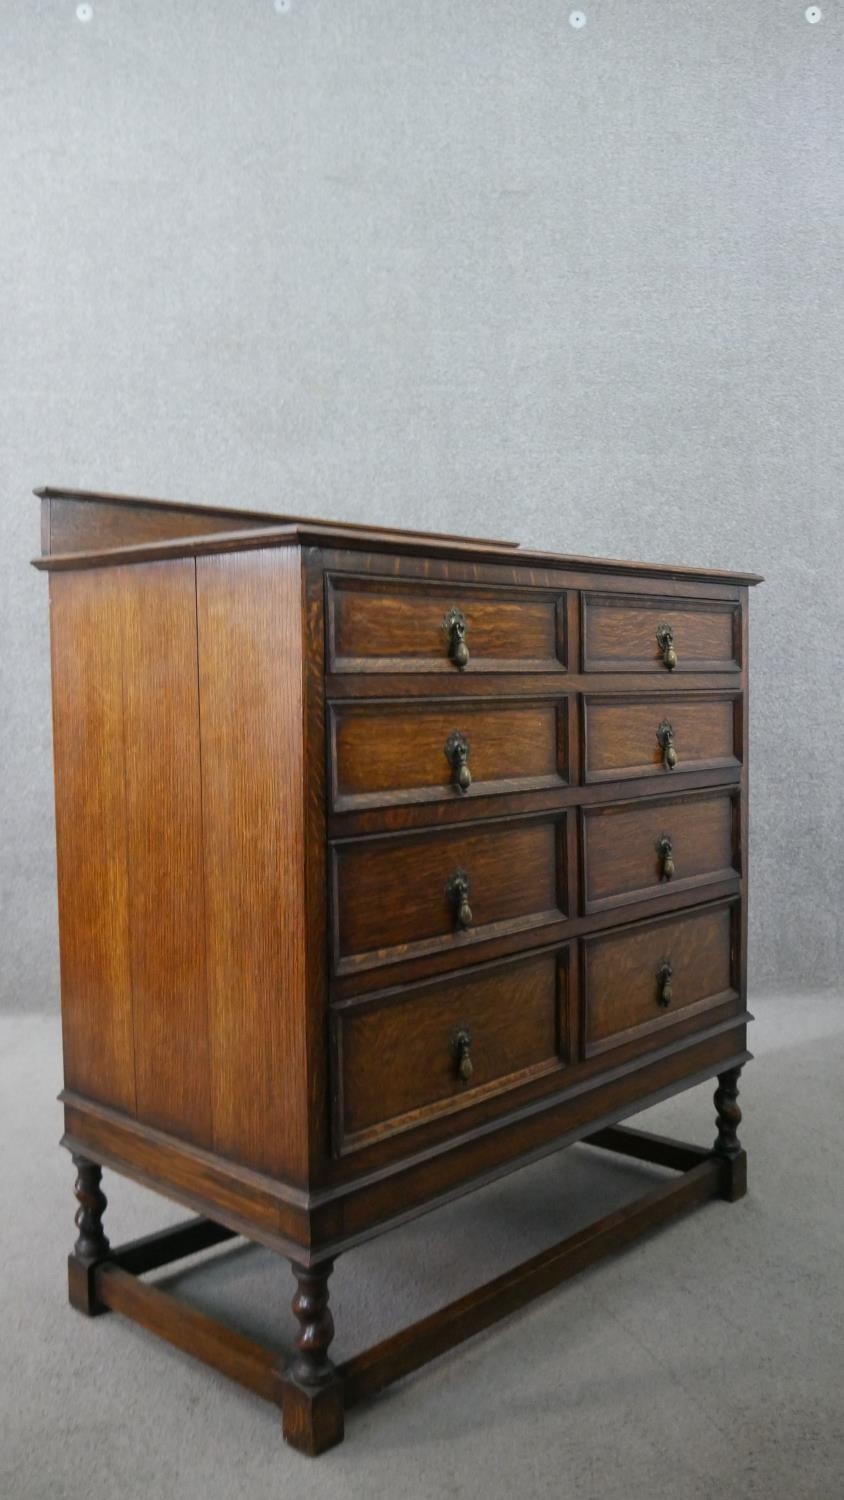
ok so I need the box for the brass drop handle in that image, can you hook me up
[656,960,673,1008]
[452,1025,474,1083]
[657,719,678,770]
[442,607,470,670]
[445,730,472,794]
[657,622,678,670]
[656,834,675,881]
[445,869,473,930]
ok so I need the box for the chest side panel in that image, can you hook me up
[120,562,211,1143]
[50,560,211,1140]
[50,569,137,1115]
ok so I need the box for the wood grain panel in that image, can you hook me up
[332,816,567,972]
[38,488,516,553]
[582,789,739,914]
[583,902,737,1056]
[327,575,566,674]
[582,593,739,672]
[584,692,740,782]
[45,498,276,556]
[197,549,309,1181]
[121,561,211,1146]
[334,950,569,1152]
[329,697,568,811]
[49,569,136,1113]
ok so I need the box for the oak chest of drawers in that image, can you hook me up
[35,487,761,1455]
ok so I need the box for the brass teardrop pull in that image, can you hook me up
[452,1025,473,1083]
[657,719,678,769]
[656,622,677,670]
[656,834,675,881]
[444,730,472,794]
[656,960,673,1008]
[442,607,470,669]
[445,869,473,930]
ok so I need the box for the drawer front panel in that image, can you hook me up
[582,593,740,673]
[329,698,569,812]
[583,902,737,1056]
[332,815,567,972]
[584,693,740,783]
[582,790,739,914]
[333,948,570,1151]
[327,575,566,674]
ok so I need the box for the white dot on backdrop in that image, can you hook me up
[569,11,587,30]
[805,5,822,20]
[76,2,93,20]
[274,0,292,13]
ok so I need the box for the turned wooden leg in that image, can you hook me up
[713,1067,747,1202]
[67,1156,111,1315]
[281,1259,344,1456]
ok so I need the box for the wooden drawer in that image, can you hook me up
[582,901,738,1057]
[581,789,739,915]
[582,592,740,674]
[331,814,569,974]
[332,947,571,1153]
[329,697,571,812]
[326,574,567,674]
[583,691,741,783]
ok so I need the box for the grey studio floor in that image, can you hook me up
[1,994,842,1500]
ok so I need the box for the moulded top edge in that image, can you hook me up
[31,490,763,585]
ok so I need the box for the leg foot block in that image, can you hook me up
[68,1253,109,1317]
[281,1375,345,1456]
[717,1147,748,1203]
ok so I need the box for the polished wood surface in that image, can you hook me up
[581,787,739,914]
[197,549,311,1182]
[42,495,278,555]
[36,490,759,1455]
[332,813,568,972]
[49,568,136,1115]
[583,900,737,1056]
[584,691,741,782]
[582,592,740,673]
[333,948,569,1151]
[122,562,211,1144]
[329,696,569,811]
[37,484,517,552]
[327,574,567,674]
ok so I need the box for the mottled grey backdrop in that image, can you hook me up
[1,1,841,1012]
